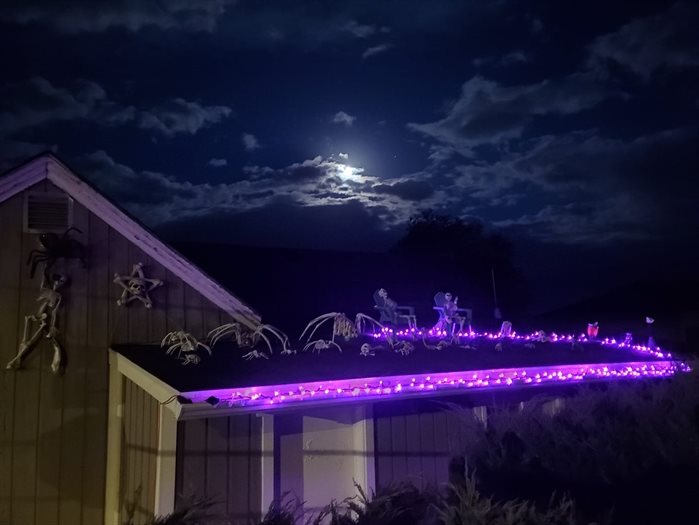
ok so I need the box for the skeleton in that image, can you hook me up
[161,331,211,365]
[300,312,384,353]
[423,337,450,351]
[208,322,291,360]
[26,227,87,280]
[393,341,415,356]
[6,274,67,374]
[114,263,163,308]
[360,343,380,357]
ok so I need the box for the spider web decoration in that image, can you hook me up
[114,262,163,308]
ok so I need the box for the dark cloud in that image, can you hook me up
[408,73,614,157]
[156,197,402,252]
[373,180,434,201]
[0,0,235,33]
[0,77,133,135]
[0,77,231,138]
[77,150,198,207]
[587,2,699,80]
[139,99,231,137]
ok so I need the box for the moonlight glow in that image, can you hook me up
[338,164,362,180]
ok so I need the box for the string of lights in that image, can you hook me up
[182,360,689,410]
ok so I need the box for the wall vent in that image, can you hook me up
[23,192,74,233]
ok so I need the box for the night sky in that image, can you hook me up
[1,1,697,309]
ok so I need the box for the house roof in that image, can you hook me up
[0,153,260,328]
[112,335,685,418]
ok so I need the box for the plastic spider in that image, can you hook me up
[161,330,211,365]
[300,312,383,353]
[26,227,87,280]
[208,322,292,359]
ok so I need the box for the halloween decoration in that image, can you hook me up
[360,343,381,357]
[587,322,599,339]
[499,321,513,337]
[208,322,291,359]
[26,227,87,280]
[646,316,656,348]
[161,331,211,365]
[114,262,163,308]
[393,340,415,356]
[423,337,451,351]
[6,274,67,374]
[433,292,468,335]
[372,288,417,330]
[300,312,383,353]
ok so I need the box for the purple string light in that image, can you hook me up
[185,360,690,410]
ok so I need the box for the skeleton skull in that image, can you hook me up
[128,279,146,295]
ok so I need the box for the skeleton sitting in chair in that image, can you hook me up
[6,273,67,374]
[433,292,469,335]
[373,288,417,330]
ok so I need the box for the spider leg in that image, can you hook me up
[208,323,239,347]
[300,313,338,341]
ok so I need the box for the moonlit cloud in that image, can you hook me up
[78,151,444,231]
[242,132,261,151]
[332,111,356,127]
[362,43,393,59]
[208,158,228,167]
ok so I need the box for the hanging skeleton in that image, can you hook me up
[113,262,163,308]
[6,274,67,374]
[300,312,384,353]
[208,322,292,360]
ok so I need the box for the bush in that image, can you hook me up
[450,366,699,524]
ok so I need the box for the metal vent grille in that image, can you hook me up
[23,193,74,233]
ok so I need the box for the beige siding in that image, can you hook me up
[373,400,472,489]
[120,379,159,525]
[176,415,262,523]
[0,182,230,525]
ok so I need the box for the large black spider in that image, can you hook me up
[26,227,87,280]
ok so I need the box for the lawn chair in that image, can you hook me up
[433,292,472,335]
[373,288,417,331]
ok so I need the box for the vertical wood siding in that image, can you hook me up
[121,379,159,525]
[0,182,232,525]
[175,415,262,523]
[373,399,480,489]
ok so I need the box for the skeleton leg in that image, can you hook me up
[6,316,44,369]
[49,337,64,374]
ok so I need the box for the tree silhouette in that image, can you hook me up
[391,212,527,319]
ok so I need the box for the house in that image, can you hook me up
[0,154,688,525]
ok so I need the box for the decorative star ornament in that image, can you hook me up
[114,262,163,308]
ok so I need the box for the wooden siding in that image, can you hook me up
[120,378,159,525]
[373,399,479,489]
[175,415,263,523]
[0,182,231,525]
